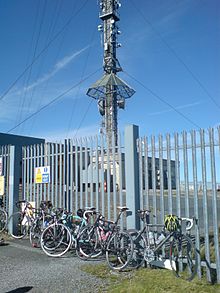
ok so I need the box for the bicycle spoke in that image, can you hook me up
[170,234,198,281]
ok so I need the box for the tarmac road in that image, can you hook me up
[0,239,106,293]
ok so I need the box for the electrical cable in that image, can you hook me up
[7,67,102,133]
[26,0,65,135]
[0,0,89,103]
[66,22,99,138]
[124,71,202,130]
[129,0,220,110]
[28,1,81,136]
[18,0,48,133]
[73,100,94,138]
[15,0,41,127]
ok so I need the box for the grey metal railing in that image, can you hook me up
[137,126,220,283]
[3,124,219,283]
[0,145,11,212]
[22,134,125,222]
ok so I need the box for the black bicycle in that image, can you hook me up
[76,206,134,271]
[129,210,198,281]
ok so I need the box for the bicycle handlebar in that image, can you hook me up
[180,217,194,231]
[137,209,195,230]
[16,200,33,209]
[83,209,97,220]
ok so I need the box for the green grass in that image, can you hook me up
[0,231,13,241]
[82,264,220,293]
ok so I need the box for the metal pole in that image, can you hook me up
[159,134,165,223]
[191,130,201,278]
[209,127,220,283]
[125,125,140,229]
[200,129,211,282]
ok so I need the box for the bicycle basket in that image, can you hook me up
[164,214,180,232]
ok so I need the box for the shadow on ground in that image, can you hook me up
[6,287,33,293]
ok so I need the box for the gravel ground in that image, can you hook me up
[0,238,107,293]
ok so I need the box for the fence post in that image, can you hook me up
[125,124,140,229]
[8,146,20,233]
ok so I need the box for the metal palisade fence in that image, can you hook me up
[22,134,126,223]
[0,145,11,211]
[137,126,220,283]
[4,124,220,283]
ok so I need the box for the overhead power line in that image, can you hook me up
[129,0,220,111]
[66,22,98,138]
[18,0,48,133]
[73,100,94,138]
[124,71,202,130]
[15,0,41,127]
[0,0,89,103]
[25,0,65,135]
[7,67,102,133]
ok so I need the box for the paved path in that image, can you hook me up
[0,239,106,293]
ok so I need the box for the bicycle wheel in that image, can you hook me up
[8,211,30,239]
[170,234,198,281]
[76,226,101,259]
[30,220,43,248]
[0,209,7,233]
[106,231,134,271]
[40,223,72,257]
[129,230,146,269]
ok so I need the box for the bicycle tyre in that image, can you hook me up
[129,230,147,269]
[170,233,198,281]
[0,209,7,233]
[106,230,134,271]
[30,220,43,248]
[76,226,102,259]
[40,223,72,257]
[8,211,30,239]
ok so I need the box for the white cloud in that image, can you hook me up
[42,124,100,143]
[23,45,90,92]
[148,100,206,116]
[0,45,91,128]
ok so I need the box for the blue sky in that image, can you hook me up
[0,0,219,141]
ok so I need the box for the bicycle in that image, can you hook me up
[7,200,35,239]
[40,208,88,257]
[29,201,54,248]
[76,206,134,271]
[130,210,198,281]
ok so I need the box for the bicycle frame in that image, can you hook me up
[95,209,126,249]
[77,207,128,257]
[132,210,197,274]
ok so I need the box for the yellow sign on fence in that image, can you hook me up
[35,166,50,184]
[0,176,5,196]
[35,168,42,183]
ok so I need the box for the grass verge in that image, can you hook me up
[82,264,220,293]
[0,231,14,241]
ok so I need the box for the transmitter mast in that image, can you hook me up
[87,0,135,146]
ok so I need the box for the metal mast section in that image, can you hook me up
[87,0,135,146]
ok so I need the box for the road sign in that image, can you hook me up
[35,166,50,184]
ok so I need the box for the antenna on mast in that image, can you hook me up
[87,0,135,146]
